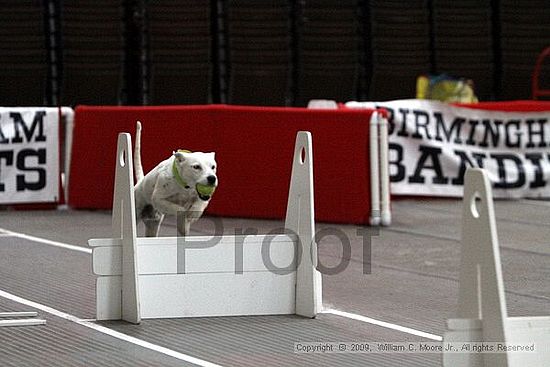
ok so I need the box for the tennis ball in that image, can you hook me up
[196,183,216,197]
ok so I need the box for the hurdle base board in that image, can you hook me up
[97,271,296,319]
[444,316,550,367]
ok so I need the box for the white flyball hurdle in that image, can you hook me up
[443,168,550,366]
[89,131,322,324]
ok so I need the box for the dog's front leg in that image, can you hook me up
[144,218,163,237]
[176,213,191,237]
[151,196,184,217]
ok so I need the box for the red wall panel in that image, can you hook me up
[69,105,375,224]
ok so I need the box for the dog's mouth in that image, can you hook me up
[195,182,216,201]
[198,193,211,201]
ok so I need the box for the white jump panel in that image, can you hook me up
[443,168,550,367]
[91,234,297,275]
[91,131,322,323]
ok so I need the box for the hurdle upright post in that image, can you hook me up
[443,168,550,366]
[284,131,322,318]
[455,168,509,366]
[111,133,141,324]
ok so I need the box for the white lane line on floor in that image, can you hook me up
[322,309,442,341]
[2,228,443,342]
[0,228,92,254]
[0,289,225,367]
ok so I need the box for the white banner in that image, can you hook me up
[0,108,60,204]
[347,99,550,198]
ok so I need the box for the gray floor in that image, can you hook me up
[0,198,548,366]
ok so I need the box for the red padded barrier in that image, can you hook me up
[69,105,375,224]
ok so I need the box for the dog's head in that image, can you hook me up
[173,151,218,201]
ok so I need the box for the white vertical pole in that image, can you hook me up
[378,113,391,226]
[61,107,74,208]
[369,112,381,226]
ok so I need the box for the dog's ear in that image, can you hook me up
[173,151,186,162]
[208,152,216,159]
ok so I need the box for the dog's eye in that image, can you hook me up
[211,165,216,170]
[193,164,202,170]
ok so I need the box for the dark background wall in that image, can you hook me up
[1,0,548,107]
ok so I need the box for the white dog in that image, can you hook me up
[133,121,218,237]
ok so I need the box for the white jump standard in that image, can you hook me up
[443,168,550,367]
[368,110,391,226]
[90,131,322,323]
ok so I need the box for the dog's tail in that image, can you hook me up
[134,121,145,182]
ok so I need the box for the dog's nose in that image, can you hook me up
[207,175,217,185]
